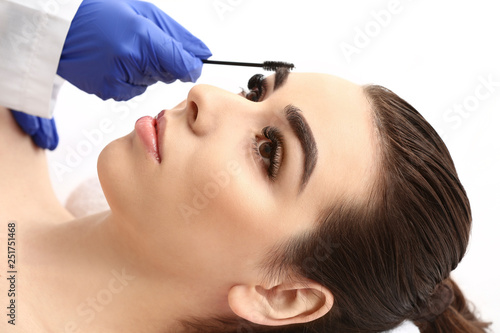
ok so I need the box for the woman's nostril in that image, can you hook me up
[191,101,198,122]
[188,101,199,133]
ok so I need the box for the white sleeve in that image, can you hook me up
[0,0,82,118]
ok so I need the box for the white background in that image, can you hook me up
[47,0,499,330]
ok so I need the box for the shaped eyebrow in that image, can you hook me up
[283,104,318,192]
[273,67,290,91]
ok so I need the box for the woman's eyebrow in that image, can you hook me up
[284,104,318,193]
[273,67,290,91]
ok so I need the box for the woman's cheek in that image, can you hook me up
[171,157,244,225]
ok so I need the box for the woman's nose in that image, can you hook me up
[185,84,243,136]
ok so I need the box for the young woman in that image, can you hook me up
[0,68,491,332]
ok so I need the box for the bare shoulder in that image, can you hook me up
[0,218,70,333]
[0,220,48,333]
[0,221,16,330]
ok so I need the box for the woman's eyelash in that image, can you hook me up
[252,126,283,181]
[244,74,267,102]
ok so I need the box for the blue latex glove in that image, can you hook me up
[57,0,212,101]
[10,110,59,150]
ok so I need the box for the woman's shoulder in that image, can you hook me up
[0,221,51,333]
[0,282,53,333]
[0,307,51,333]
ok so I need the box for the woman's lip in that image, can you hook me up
[135,116,160,163]
[156,110,165,120]
[156,110,167,162]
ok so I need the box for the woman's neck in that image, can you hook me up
[21,211,217,333]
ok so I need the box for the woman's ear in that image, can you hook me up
[227,279,334,327]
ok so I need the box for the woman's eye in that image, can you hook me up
[258,141,273,164]
[253,126,283,181]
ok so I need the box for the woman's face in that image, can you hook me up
[98,71,375,288]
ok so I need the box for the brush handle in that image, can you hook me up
[202,59,264,68]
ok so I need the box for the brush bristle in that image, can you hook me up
[262,61,295,71]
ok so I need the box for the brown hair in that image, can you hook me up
[180,85,491,332]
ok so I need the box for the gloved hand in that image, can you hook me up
[57,0,212,101]
[10,110,59,150]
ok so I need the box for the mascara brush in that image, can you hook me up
[202,59,294,71]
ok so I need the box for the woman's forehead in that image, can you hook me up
[269,72,376,216]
